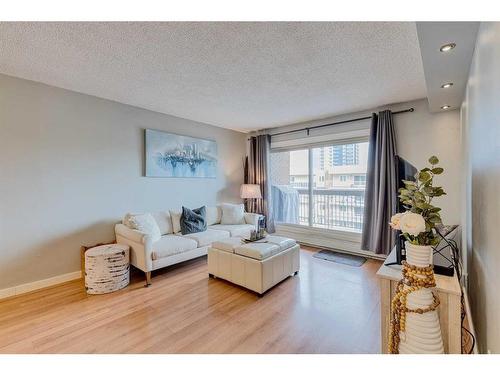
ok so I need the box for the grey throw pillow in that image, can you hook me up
[180,206,207,235]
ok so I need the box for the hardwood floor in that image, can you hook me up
[0,247,382,353]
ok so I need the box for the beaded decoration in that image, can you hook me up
[388,261,440,354]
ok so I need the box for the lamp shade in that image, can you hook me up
[240,184,262,199]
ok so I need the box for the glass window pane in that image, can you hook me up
[270,149,309,225]
[311,142,368,232]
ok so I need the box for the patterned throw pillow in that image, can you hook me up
[124,213,161,242]
[180,206,207,235]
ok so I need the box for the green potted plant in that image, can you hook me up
[390,155,446,264]
[388,155,446,354]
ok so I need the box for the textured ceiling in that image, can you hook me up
[0,22,427,132]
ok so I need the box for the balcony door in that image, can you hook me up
[270,141,369,234]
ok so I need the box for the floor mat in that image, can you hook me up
[313,249,367,267]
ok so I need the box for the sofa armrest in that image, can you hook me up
[115,224,154,272]
[244,212,263,229]
[115,223,150,243]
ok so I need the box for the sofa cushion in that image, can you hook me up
[265,235,296,251]
[206,206,222,226]
[234,242,281,260]
[180,229,230,247]
[151,234,198,260]
[209,224,255,238]
[151,211,174,235]
[220,203,245,225]
[211,237,244,253]
[124,213,161,242]
[169,209,182,233]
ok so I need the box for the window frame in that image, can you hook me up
[270,135,370,236]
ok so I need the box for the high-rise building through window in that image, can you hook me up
[317,144,359,169]
[332,143,359,166]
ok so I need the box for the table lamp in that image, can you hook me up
[240,184,262,212]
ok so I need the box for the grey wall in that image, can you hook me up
[0,74,246,290]
[265,98,462,226]
[461,22,500,354]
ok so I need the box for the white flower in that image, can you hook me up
[389,213,404,230]
[399,212,426,236]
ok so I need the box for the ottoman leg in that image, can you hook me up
[145,271,152,287]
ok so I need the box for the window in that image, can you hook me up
[354,175,366,186]
[270,141,368,233]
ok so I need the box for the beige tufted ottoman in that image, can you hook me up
[208,236,300,295]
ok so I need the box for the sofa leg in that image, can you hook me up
[294,271,299,276]
[145,271,152,287]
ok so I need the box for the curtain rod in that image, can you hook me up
[257,107,414,139]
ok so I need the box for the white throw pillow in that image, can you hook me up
[124,213,161,242]
[169,209,182,233]
[151,211,173,235]
[220,203,245,225]
[206,206,222,226]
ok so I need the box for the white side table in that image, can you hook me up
[376,247,461,353]
[85,244,130,294]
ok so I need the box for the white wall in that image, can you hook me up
[461,22,500,354]
[394,100,461,226]
[0,74,246,290]
[266,98,462,225]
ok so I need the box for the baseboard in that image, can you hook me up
[275,224,386,261]
[462,288,479,354]
[0,271,82,301]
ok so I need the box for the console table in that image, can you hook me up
[376,247,462,354]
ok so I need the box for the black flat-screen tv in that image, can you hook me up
[393,155,418,265]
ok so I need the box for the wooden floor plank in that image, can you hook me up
[0,247,382,353]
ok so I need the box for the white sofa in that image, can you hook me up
[115,205,262,285]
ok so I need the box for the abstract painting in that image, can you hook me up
[145,129,217,178]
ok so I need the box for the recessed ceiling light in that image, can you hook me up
[441,105,451,110]
[440,43,456,52]
[441,82,454,89]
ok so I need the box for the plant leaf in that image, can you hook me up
[418,171,431,182]
[432,167,444,175]
[414,191,425,200]
[402,180,416,186]
[423,186,434,195]
[429,156,439,165]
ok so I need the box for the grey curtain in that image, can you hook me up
[361,110,398,255]
[247,134,275,233]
